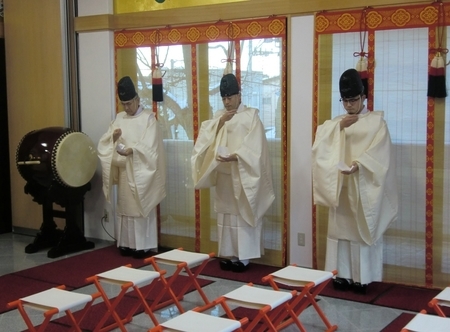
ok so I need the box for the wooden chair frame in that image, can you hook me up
[429,286,450,317]
[7,285,100,332]
[198,282,301,332]
[144,248,215,313]
[261,265,338,332]
[85,264,166,332]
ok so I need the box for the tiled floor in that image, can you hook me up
[0,232,412,331]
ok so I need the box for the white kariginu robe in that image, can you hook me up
[312,109,398,284]
[98,108,166,250]
[192,103,275,260]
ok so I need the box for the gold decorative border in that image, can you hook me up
[115,17,286,48]
[315,4,441,34]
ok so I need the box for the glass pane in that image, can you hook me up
[132,45,197,249]
[324,28,429,284]
[160,45,195,249]
[208,41,231,114]
[331,31,365,118]
[374,28,428,284]
[374,28,428,144]
[241,38,284,254]
[205,38,284,261]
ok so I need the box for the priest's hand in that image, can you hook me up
[221,109,237,122]
[217,153,238,162]
[340,115,358,130]
[217,109,238,132]
[341,162,359,175]
[117,147,133,156]
[113,128,122,143]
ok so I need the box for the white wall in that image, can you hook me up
[77,3,316,267]
[288,16,314,267]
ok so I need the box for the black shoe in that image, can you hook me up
[353,282,368,294]
[219,259,233,271]
[231,261,249,273]
[132,249,153,259]
[333,277,352,291]
[119,247,134,256]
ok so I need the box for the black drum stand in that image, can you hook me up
[23,180,95,258]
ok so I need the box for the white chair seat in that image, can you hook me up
[160,311,241,332]
[224,284,292,310]
[153,249,210,267]
[208,283,298,331]
[21,287,93,312]
[435,287,450,307]
[9,286,98,332]
[96,265,161,286]
[404,313,450,332]
[270,265,333,287]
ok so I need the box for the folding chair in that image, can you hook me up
[7,285,100,332]
[429,286,450,317]
[144,248,215,312]
[85,264,166,332]
[401,310,450,332]
[149,309,248,332]
[199,283,301,332]
[261,264,338,332]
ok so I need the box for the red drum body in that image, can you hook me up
[16,127,98,188]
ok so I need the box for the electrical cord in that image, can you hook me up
[101,215,116,241]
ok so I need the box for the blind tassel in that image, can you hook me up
[427,52,447,98]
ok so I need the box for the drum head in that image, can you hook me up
[52,132,98,187]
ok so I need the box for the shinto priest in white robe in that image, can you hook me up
[192,103,275,260]
[98,107,166,250]
[312,108,398,284]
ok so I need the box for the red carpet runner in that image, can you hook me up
[1,245,213,314]
[195,258,450,315]
[4,247,449,330]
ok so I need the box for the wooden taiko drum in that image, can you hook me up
[16,127,97,188]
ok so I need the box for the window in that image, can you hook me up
[115,17,287,266]
[315,4,450,288]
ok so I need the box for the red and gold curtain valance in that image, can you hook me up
[315,4,444,34]
[114,17,286,48]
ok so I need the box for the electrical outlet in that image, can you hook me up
[297,232,305,246]
[103,209,109,222]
